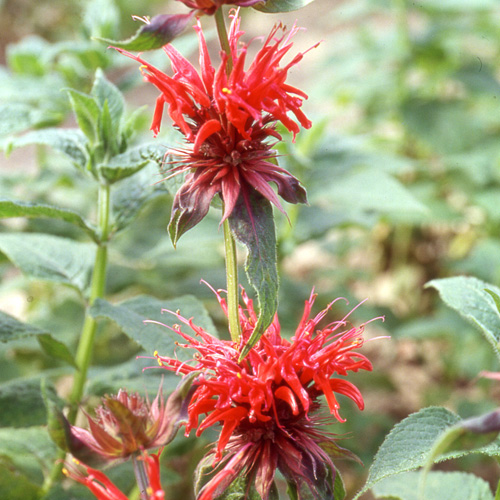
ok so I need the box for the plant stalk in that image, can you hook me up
[215,9,240,342]
[214,8,233,74]
[68,181,111,423]
[132,454,150,500]
[223,218,241,342]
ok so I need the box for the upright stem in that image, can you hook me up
[216,10,240,342]
[132,454,150,500]
[223,218,241,342]
[215,8,233,74]
[68,182,111,423]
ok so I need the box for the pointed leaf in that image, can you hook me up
[92,68,124,130]
[98,13,195,51]
[0,199,97,241]
[426,276,500,360]
[254,0,315,12]
[90,294,216,355]
[353,407,500,499]
[0,233,95,294]
[99,142,166,184]
[0,310,49,343]
[37,334,77,368]
[229,192,278,360]
[5,127,88,170]
[66,89,100,144]
[372,471,494,500]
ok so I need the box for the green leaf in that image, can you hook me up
[99,142,166,184]
[0,103,60,139]
[0,426,58,484]
[353,407,461,499]
[319,168,427,217]
[111,162,169,232]
[0,233,95,294]
[92,68,124,132]
[98,12,194,51]
[0,466,40,500]
[254,0,315,13]
[0,199,97,241]
[229,192,278,360]
[372,471,494,500]
[4,127,88,170]
[333,467,346,500]
[66,89,101,144]
[90,294,216,356]
[426,276,500,360]
[354,407,500,499]
[0,378,61,428]
[0,310,49,343]
[37,334,77,368]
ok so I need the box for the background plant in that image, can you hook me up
[2,0,500,499]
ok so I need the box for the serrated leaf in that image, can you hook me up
[90,294,216,356]
[354,407,500,499]
[426,276,500,360]
[254,0,315,12]
[98,12,194,51]
[111,162,169,232]
[0,310,49,343]
[0,199,97,241]
[0,233,95,294]
[92,68,124,132]
[99,142,166,184]
[37,334,77,368]
[229,192,278,360]
[353,407,461,499]
[333,467,346,500]
[66,89,100,145]
[5,127,88,170]
[372,471,493,500]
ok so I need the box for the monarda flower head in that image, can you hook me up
[116,11,317,244]
[63,376,195,464]
[150,287,381,499]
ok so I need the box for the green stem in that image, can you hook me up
[215,9,240,342]
[223,218,241,342]
[132,454,150,500]
[68,181,111,423]
[42,182,111,494]
[495,478,500,500]
[214,7,233,74]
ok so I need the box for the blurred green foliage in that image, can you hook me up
[1,0,500,498]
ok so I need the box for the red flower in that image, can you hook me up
[64,452,165,500]
[116,11,316,242]
[177,0,265,15]
[150,287,381,498]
